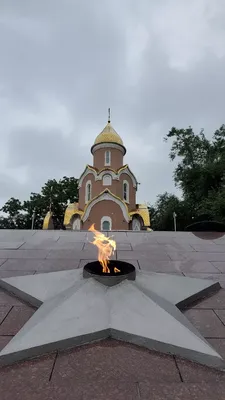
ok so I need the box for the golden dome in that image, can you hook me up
[94,122,124,146]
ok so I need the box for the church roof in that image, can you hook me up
[94,122,124,146]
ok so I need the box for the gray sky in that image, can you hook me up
[0,0,225,209]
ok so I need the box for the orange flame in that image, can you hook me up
[88,224,119,274]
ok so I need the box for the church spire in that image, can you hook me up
[108,108,111,123]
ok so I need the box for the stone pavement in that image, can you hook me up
[0,229,225,399]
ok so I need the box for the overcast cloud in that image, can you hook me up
[0,0,225,209]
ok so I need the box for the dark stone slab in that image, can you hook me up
[57,232,88,241]
[188,383,225,400]
[179,260,220,274]
[0,231,35,242]
[213,237,225,243]
[0,250,50,259]
[116,243,132,250]
[0,305,12,324]
[173,234,206,243]
[19,240,60,250]
[0,336,13,351]
[107,232,130,242]
[127,232,158,244]
[0,388,59,400]
[132,243,170,252]
[156,237,181,244]
[35,258,80,272]
[46,249,103,260]
[51,242,84,250]
[81,380,138,400]
[169,240,196,251]
[23,237,59,244]
[115,259,140,270]
[137,260,183,274]
[170,243,196,252]
[191,244,225,253]
[214,310,225,325]
[208,339,225,360]
[52,340,180,384]
[0,353,56,400]
[167,250,225,263]
[190,252,225,262]
[0,305,35,335]
[0,259,6,267]
[165,251,187,261]
[192,289,225,309]
[183,309,225,337]
[0,270,36,279]
[0,243,24,250]
[117,250,171,262]
[51,378,138,400]
[132,241,194,253]
[31,231,60,239]
[139,382,191,400]
[84,242,132,251]
[176,358,225,383]
[0,259,43,271]
[212,262,225,273]
[0,290,26,306]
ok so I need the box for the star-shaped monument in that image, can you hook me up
[0,267,225,370]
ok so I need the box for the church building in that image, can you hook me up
[43,112,150,231]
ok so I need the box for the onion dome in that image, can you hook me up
[91,109,126,154]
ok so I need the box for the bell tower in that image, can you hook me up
[90,110,126,171]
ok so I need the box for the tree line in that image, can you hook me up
[149,125,225,230]
[0,177,78,230]
[1,125,225,231]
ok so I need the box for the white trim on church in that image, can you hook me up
[82,191,130,223]
[78,165,138,189]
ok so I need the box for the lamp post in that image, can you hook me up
[31,209,36,230]
[173,211,177,232]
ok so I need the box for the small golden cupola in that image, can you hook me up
[91,109,126,170]
[93,122,124,146]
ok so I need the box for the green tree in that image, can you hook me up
[148,192,192,231]
[0,198,26,229]
[1,198,23,216]
[164,125,225,219]
[0,176,79,230]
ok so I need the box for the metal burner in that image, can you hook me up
[83,260,136,286]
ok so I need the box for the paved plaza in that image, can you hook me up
[0,229,225,399]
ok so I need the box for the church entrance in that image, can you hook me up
[132,218,141,231]
[101,216,112,231]
[72,216,81,230]
[102,220,110,231]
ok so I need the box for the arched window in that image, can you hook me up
[105,150,111,166]
[101,216,112,231]
[103,174,112,186]
[85,180,92,204]
[123,180,129,202]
